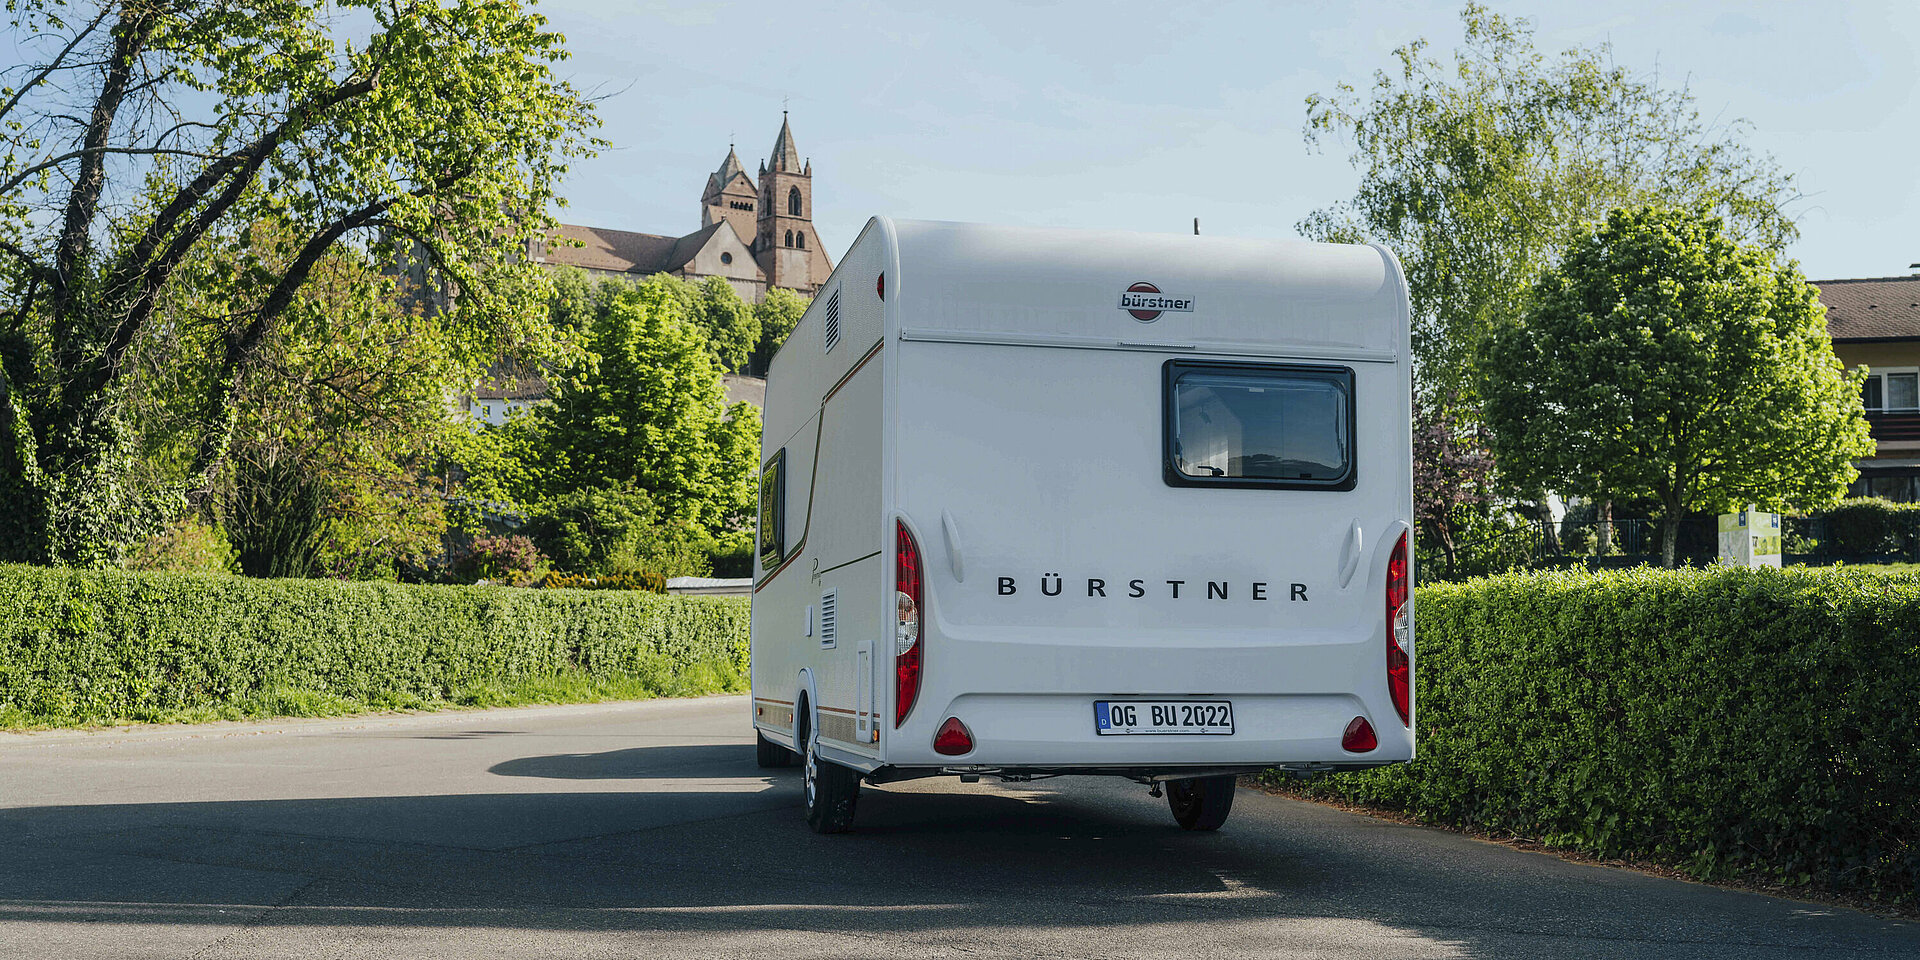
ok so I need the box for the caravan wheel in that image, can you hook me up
[1166,774,1237,831]
[802,721,860,833]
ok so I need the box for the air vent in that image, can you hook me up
[819,589,837,646]
[822,289,840,353]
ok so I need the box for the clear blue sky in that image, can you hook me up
[539,0,1918,282]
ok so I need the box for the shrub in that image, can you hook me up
[0,564,749,727]
[523,483,713,578]
[542,571,666,593]
[1817,497,1920,558]
[1287,565,1920,906]
[449,534,548,586]
[129,518,238,574]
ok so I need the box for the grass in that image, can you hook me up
[0,670,747,733]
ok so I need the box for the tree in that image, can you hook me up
[534,280,761,550]
[1301,3,1799,398]
[1412,392,1497,578]
[1479,207,1873,568]
[749,286,808,376]
[0,0,597,565]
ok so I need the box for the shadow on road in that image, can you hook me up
[1,738,1914,958]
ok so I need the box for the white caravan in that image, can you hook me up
[749,219,1414,833]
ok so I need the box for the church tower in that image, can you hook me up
[700,144,758,244]
[755,113,825,293]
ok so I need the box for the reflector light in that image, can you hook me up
[895,520,923,726]
[1342,716,1377,753]
[933,717,972,755]
[876,273,885,300]
[1387,529,1411,726]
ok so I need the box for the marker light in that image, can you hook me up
[876,272,885,300]
[933,717,973,756]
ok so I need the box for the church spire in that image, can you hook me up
[768,111,802,174]
[714,144,745,185]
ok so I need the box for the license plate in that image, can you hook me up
[1094,700,1234,736]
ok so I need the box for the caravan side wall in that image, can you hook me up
[751,220,894,763]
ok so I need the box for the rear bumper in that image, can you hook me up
[883,691,1412,767]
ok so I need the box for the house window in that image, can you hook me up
[1865,369,1919,412]
[758,449,787,570]
[720,251,733,265]
[788,186,802,216]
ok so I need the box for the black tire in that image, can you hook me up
[755,730,795,768]
[1166,774,1237,831]
[802,714,860,833]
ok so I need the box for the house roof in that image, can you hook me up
[1814,275,1920,341]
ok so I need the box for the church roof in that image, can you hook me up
[715,145,746,184]
[541,222,726,275]
[768,114,801,173]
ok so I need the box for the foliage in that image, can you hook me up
[542,571,666,593]
[448,534,548,586]
[1283,565,1920,906]
[664,276,760,374]
[533,281,761,550]
[0,0,599,566]
[1413,393,1497,578]
[1817,497,1920,558]
[1301,3,1799,396]
[128,518,237,575]
[1480,207,1872,567]
[750,286,809,376]
[522,483,714,579]
[226,451,328,579]
[0,563,749,727]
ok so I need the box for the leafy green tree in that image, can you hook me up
[0,0,597,565]
[535,281,761,550]
[1301,3,1799,398]
[1479,207,1872,568]
[749,286,809,376]
[522,482,713,578]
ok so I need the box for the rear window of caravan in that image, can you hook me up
[1163,361,1355,491]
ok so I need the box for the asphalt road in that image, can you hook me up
[1,696,1914,959]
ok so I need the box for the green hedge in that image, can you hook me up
[1291,566,1919,905]
[0,564,750,726]
[1816,497,1920,558]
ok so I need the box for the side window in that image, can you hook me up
[1163,360,1356,491]
[758,449,786,570]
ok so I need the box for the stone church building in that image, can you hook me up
[531,115,833,300]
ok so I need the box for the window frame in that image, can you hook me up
[1161,359,1358,492]
[757,448,787,569]
[1865,367,1920,413]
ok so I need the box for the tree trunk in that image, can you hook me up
[1660,511,1680,569]
[1596,499,1613,555]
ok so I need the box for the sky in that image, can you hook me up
[537,0,1919,282]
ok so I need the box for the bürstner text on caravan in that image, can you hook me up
[995,575,1311,601]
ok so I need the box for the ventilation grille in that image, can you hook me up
[819,590,837,646]
[822,289,840,353]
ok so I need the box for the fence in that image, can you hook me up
[1527,514,1920,571]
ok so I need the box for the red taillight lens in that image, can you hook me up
[895,520,922,726]
[1387,529,1411,726]
[876,272,885,300]
[1342,716,1377,752]
[933,717,972,755]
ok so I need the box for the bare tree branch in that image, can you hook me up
[0,7,113,126]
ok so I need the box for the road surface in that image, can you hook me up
[1,695,1913,958]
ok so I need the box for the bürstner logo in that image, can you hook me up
[1118,281,1193,322]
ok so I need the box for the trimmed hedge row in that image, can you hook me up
[1293,566,1919,905]
[0,564,750,726]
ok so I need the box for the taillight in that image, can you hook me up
[1387,529,1411,726]
[1342,716,1377,752]
[895,520,922,726]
